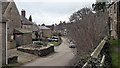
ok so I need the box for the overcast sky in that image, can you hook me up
[14,0,96,25]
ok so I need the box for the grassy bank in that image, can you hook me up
[109,40,120,68]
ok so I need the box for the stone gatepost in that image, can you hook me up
[0,13,7,68]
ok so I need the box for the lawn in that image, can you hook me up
[108,40,120,68]
[109,40,120,45]
[48,41,61,46]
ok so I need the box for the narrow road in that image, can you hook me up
[23,37,75,66]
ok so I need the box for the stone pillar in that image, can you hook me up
[0,22,2,68]
[0,1,2,67]
[0,9,7,68]
[2,21,7,65]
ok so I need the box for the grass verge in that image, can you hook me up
[108,40,120,68]
[48,41,61,46]
[48,38,62,46]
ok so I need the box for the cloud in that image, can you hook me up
[14,0,95,3]
[15,0,95,25]
[30,12,69,25]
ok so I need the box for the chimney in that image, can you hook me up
[21,9,26,17]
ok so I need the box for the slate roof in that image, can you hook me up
[21,16,33,25]
[30,24,40,31]
[39,26,50,30]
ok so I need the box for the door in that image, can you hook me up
[15,34,23,47]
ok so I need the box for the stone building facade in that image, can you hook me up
[14,28,32,46]
[21,10,33,30]
[0,16,7,67]
[21,10,41,40]
[39,26,52,38]
[2,1,33,48]
[2,1,22,49]
[108,1,120,39]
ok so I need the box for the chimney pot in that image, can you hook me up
[21,9,26,17]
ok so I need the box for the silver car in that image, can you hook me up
[69,41,76,48]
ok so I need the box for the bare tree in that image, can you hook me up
[69,8,92,22]
[66,9,108,66]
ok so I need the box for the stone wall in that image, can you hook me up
[22,33,32,45]
[8,56,18,64]
[17,46,54,56]
[7,40,16,50]
[108,2,120,39]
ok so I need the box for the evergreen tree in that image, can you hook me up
[29,15,32,22]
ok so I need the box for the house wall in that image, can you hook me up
[2,23,7,65]
[108,2,119,39]
[22,25,37,40]
[117,2,120,39]
[0,23,2,67]
[42,29,52,38]
[3,2,21,30]
[22,25,32,30]
[7,40,16,49]
[3,2,21,49]
[22,33,32,45]
[14,33,32,46]
[0,22,7,67]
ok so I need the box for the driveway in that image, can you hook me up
[22,37,75,66]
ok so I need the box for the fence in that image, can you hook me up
[82,36,108,68]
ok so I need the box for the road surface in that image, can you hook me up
[23,37,75,66]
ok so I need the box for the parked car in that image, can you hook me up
[48,38,58,42]
[48,36,60,42]
[52,36,60,39]
[69,41,76,48]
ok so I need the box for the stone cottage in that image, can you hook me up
[21,10,41,40]
[54,22,67,36]
[39,26,52,38]
[2,1,32,49]
[21,10,33,29]
[108,1,120,39]
[30,23,41,40]
[14,28,32,46]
